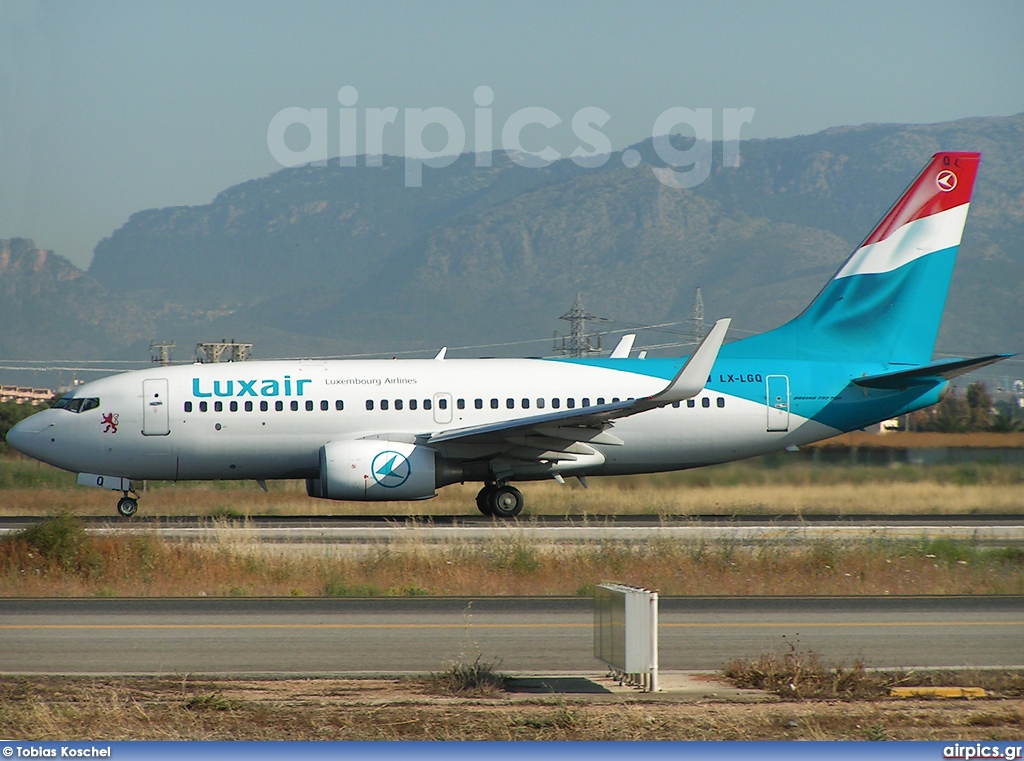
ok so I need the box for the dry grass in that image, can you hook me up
[2,515,1022,597]
[725,645,1024,700]
[2,675,1023,740]
[2,459,1024,517]
[810,432,1024,449]
[423,656,508,696]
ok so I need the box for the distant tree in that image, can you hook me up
[927,391,970,433]
[988,408,1024,433]
[906,409,933,432]
[965,381,994,431]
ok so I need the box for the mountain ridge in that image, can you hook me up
[3,113,1021,374]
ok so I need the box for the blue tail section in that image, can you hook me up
[733,152,981,365]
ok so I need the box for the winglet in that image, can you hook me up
[650,318,730,403]
[609,334,636,359]
[434,347,447,360]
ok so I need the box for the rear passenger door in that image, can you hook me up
[766,375,790,432]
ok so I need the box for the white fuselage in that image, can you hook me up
[8,358,837,486]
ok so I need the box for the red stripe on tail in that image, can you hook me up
[862,152,980,246]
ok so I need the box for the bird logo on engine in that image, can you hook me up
[371,450,412,488]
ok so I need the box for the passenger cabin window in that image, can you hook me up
[260,401,268,412]
[410,399,418,410]
[424,399,432,410]
[381,400,389,411]
[245,401,253,412]
[582,398,590,407]
[597,398,605,405]
[506,398,514,409]
[490,398,499,409]
[612,398,620,403]
[395,399,403,411]
[672,401,680,408]
[687,399,695,408]
[199,401,208,412]
[184,401,193,412]
[536,398,545,409]
[275,401,283,411]
[567,398,576,409]
[552,398,561,409]
[320,400,328,411]
[214,401,223,412]
[306,400,314,411]
[438,398,448,410]
[335,400,344,411]
[717,397,725,408]
[475,399,483,410]
[230,401,238,412]
[521,398,530,409]
[366,400,374,410]
[701,397,710,408]
[457,399,465,410]
[290,401,299,411]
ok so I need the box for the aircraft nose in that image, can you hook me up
[5,418,30,454]
[5,415,51,457]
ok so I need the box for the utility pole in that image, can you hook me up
[553,293,602,358]
[195,340,253,363]
[149,341,176,366]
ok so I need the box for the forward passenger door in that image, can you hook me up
[142,379,170,436]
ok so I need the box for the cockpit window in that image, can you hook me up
[55,396,100,413]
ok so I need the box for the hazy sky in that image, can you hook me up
[2,0,1023,269]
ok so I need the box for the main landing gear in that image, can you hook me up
[116,490,139,517]
[475,483,524,519]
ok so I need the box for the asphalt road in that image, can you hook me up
[1,596,1021,675]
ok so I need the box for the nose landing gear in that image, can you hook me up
[475,483,524,518]
[116,490,139,517]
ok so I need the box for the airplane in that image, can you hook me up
[6,152,1011,518]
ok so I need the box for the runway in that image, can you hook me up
[2,596,1021,675]
[2,514,1023,543]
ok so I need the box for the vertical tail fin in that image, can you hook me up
[753,152,980,364]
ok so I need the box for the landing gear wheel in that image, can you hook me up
[488,485,524,519]
[475,486,495,516]
[116,496,138,518]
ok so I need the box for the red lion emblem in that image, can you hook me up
[101,413,119,434]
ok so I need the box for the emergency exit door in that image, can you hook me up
[143,379,170,436]
[766,375,790,432]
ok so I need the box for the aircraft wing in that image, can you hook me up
[426,319,730,454]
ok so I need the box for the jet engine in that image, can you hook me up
[307,439,439,501]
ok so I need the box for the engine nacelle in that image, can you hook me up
[308,439,438,501]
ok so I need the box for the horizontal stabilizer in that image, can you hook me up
[853,354,1012,390]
